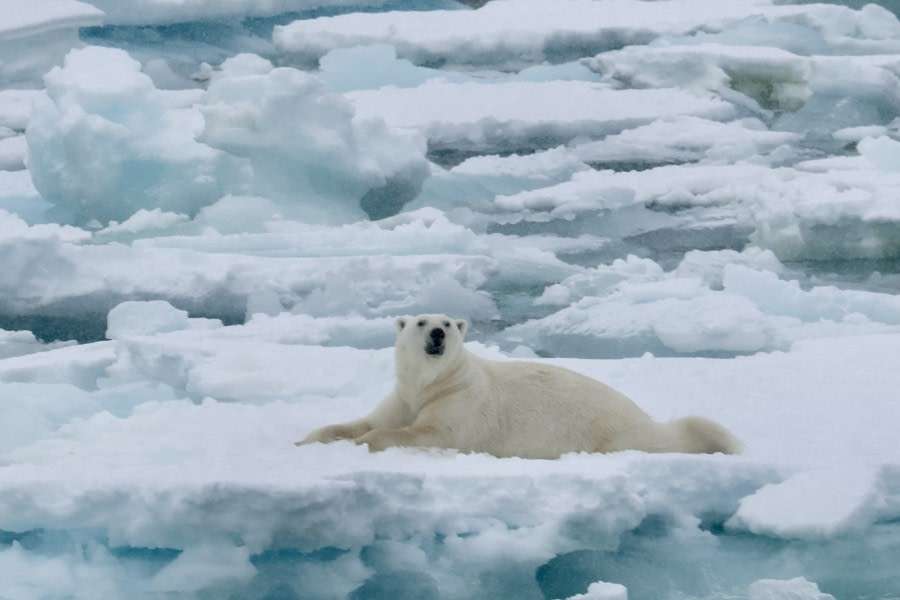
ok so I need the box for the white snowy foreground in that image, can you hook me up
[2,0,900,598]
[2,307,900,599]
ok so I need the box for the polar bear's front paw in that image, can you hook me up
[356,429,396,452]
[295,423,368,447]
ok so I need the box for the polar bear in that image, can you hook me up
[296,314,741,458]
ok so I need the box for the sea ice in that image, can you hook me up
[502,250,900,357]
[274,0,817,70]
[588,43,812,113]
[26,46,244,225]
[317,43,471,93]
[0,134,26,170]
[201,53,430,221]
[748,577,836,600]
[0,90,44,131]
[106,301,194,339]
[0,0,102,86]
[0,330,73,360]
[3,0,900,598]
[2,324,900,598]
[563,581,629,600]
[728,467,891,539]
[25,46,431,225]
[572,116,799,168]
[346,80,734,155]
[78,0,413,26]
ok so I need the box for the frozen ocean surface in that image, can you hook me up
[2,0,900,598]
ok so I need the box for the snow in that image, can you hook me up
[563,581,629,600]
[346,81,734,154]
[2,329,899,598]
[77,0,460,27]
[3,0,900,598]
[0,0,102,86]
[274,0,811,69]
[748,578,836,600]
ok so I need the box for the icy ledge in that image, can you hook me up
[2,310,900,598]
[0,0,102,86]
[274,0,811,70]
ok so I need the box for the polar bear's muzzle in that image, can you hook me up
[425,327,445,356]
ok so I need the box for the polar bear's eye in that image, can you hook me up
[443,321,450,328]
[417,320,426,327]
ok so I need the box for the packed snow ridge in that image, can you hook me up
[2,0,900,598]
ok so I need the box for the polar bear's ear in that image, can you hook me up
[455,319,468,337]
[395,317,407,333]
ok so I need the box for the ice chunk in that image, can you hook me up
[573,117,800,168]
[99,209,190,236]
[685,2,900,55]
[0,134,26,171]
[0,171,50,225]
[26,47,430,225]
[347,80,734,155]
[494,163,769,219]
[673,248,785,290]
[563,581,629,600]
[0,0,102,86]
[724,264,900,324]
[0,541,126,600]
[106,301,191,340]
[0,90,45,131]
[857,135,900,172]
[318,43,470,92]
[537,256,664,307]
[650,291,773,354]
[0,210,90,306]
[0,382,100,453]
[505,280,776,358]
[832,124,890,144]
[0,329,73,360]
[515,61,597,83]
[0,378,174,455]
[0,208,507,334]
[589,43,811,113]
[80,0,411,26]
[494,152,900,262]
[587,7,900,146]
[504,252,900,358]
[149,542,256,593]
[748,165,900,261]
[411,147,592,213]
[775,54,900,142]
[201,53,430,223]
[728,468,883,539]
[274,0,821,70]
[26,46,247,226]
[748,578,835,600]
[318,44,596,94]
[451,147,588,183]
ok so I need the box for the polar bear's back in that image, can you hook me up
[472,356,656,458]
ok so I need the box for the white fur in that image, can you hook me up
[297,314,741,458]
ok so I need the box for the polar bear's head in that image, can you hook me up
[395,313,467,361]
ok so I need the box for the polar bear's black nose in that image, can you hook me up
[430,328,445,343]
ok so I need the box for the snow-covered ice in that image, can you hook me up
[346,80,734,156]
[2,0,900,598]
[0,0,102,86]
[273,0,818,70]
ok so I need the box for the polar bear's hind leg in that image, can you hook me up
[665,416,742,455]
